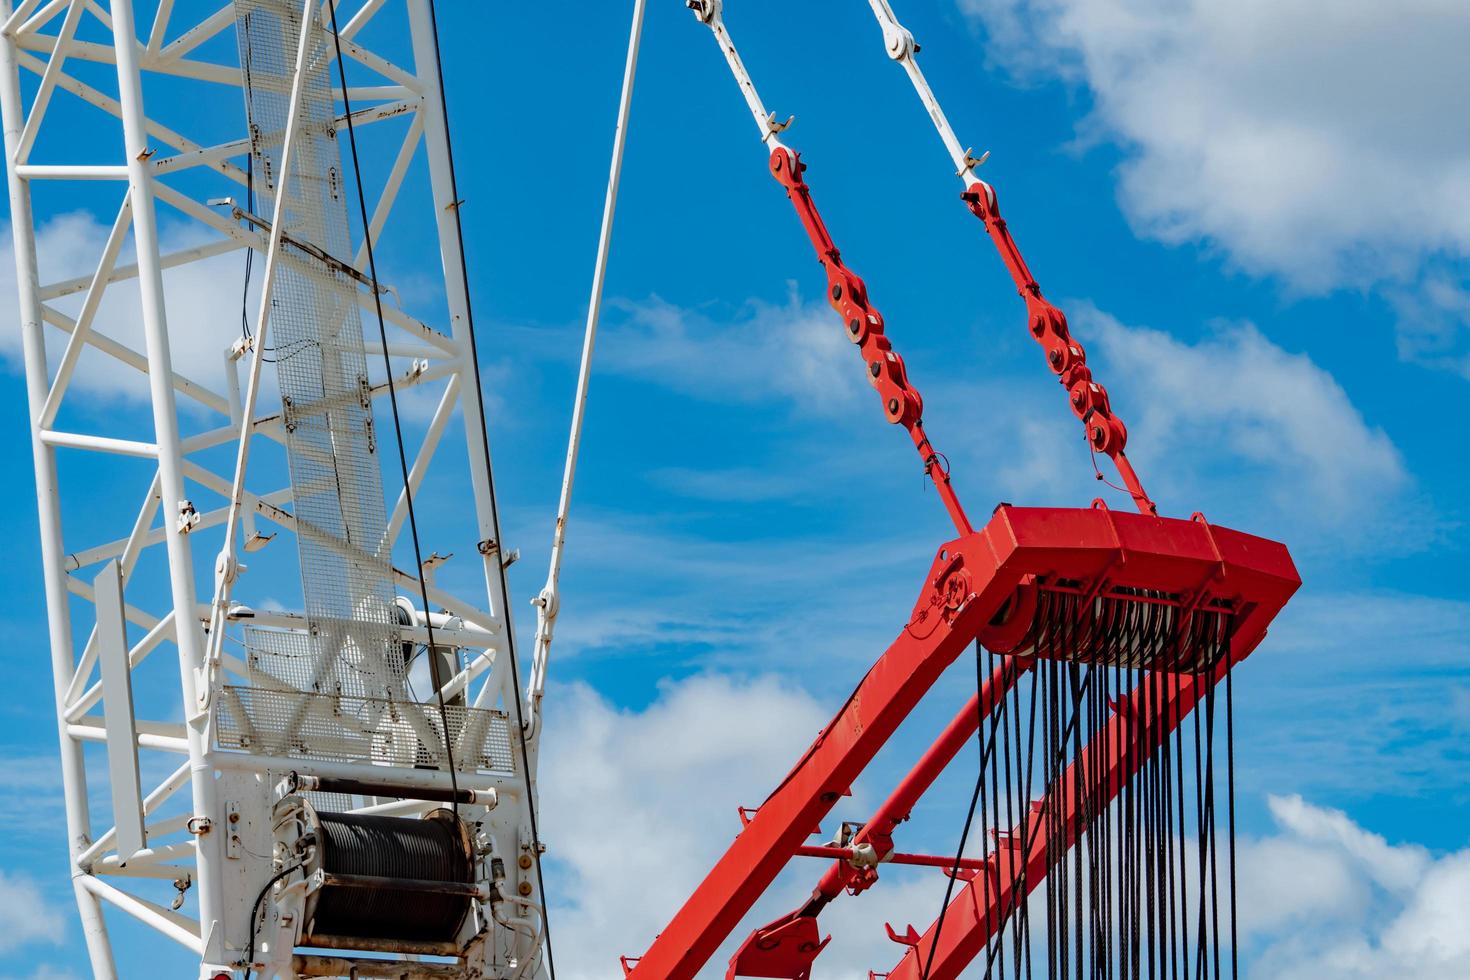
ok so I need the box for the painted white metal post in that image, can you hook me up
[529,0,647,739]
[107,1,229,971]
[404,0,515,657]
[0,5,116,975]
[405,7,551,974]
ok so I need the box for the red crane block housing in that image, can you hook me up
[627,503,1298,980]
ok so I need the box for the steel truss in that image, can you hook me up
[0,1,546,976]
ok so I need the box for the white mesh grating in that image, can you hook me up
[222,2,512,775]
[234,0,400,700]
[217,685,516,774]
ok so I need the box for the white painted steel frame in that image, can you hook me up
[0,1,542,975]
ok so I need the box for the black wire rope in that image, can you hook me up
[921,643,996,980]
[1225,655,1240,980]
[418,3,559,973]
[323,0,460,813]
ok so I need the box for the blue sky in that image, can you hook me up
[2,0,1469,977]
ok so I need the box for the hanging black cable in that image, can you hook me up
[324,0,461,817]
[241,863,305,980]
[1172,666,1191,980]
[419,3,558,974]
[239,158,254,340]
[1224,655,1239,980]
[1204,677,1223,980]
[1192,666,1210,980]
[986,649,1008,980]
[978,664,1095,979]
[921,642,993,980]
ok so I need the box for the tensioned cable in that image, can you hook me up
[324,0,460,811]
[922,644,1002,979]
[978,664,1095,978]
[1224,655,1239,979]
[420,1,560,972]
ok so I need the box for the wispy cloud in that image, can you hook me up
[544,509,938,675]
[597,285,867,415]
[1085,304,1407,522]
[959,0,1470,373]
[0,869,66,956]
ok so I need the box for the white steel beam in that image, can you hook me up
[95,559,147,862]
[0,4,115,973]
[12,0,80,162]
[109,1,229,969]
[38,191,132,428]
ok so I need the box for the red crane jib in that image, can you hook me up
[625,504,1300,979]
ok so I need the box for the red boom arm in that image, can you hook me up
[626,507,1298,979]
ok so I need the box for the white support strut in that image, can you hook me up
[866,0,991,190]
[527,0,647,738]
[686,0,789,152]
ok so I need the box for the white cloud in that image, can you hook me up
[959,0,1470,369]
[1240,796,1470,979]
[538,674,833,978]
[1388,274,1470,379]
[925,302,1410,532]
[535,667,1470,980]
[1266,794,1429,894]
[0,212,248,411]
[961,0,1470,286]
[0,870,66,956]
[0,213,456,424]
[1082,303,1408,522]
[536,672,1043,979]
[600,286,866,415]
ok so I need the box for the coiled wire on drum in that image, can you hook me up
[304,808,474,946]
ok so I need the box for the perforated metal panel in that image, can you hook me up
[234,0,401,701]
[222,1,512,775]
[218,685,516,775]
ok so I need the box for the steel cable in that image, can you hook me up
[419,3,558,973]
[324,0,460,814]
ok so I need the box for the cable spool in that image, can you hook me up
[277,798,477,950]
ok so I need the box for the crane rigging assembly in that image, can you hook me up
[0,0,1298,979]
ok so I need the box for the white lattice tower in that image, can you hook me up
[0,1,548,976]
